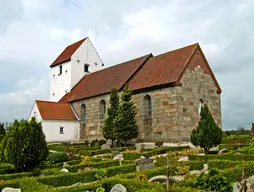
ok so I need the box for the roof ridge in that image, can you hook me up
[68,54,151,92]
[36,100,68,104]
[65,37,87,48]
[90,53,151,74]
[154,43,199,58]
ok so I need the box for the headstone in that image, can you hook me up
[218,149,228,155]
[112,150,120,156]
[110,184,127,192]
[113,154,123,161]
[203,164,208,172]
[178,156,188,162]
[136,157,154,172]
[101,144,111,149]
[2,187,21,192]
[60,168,69,173]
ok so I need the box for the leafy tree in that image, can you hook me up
[191,104,222,154]
[1,117,48,172]
[102,88,119,147]
[114,85,138,146]
[0,123,5,142]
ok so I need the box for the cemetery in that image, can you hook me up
[0,133,254,192]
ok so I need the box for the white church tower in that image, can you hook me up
[49,37,104,102]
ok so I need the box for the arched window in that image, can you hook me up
[198,99,203,114]
[99,100,106,120]
[80,104,87,122]
[144,95,152,118]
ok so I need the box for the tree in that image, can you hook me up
[102,88,119,147]
[114,85,138,146]
[191,104,222,154]
[1,117,48,172]
[0,123,6,142]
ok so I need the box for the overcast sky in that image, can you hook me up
[0,0,253,130]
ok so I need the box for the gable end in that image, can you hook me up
[177,45,222,94]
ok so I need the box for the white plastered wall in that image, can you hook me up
[49,61,72,102]
[70,38,104,88]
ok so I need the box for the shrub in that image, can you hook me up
[31,168,41,176]
[48,152,68,164]
[123,152,141,160]
[193,168,232,191]
[90,139,98,147]
[98,139,107,147]
[176,165,190,175]
[155,141,163,147]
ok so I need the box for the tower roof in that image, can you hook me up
[50,38,87,67]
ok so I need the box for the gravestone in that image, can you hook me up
[110,184,127,192]
[136,157,154,172]
[101,144,111,149]
[60,168,69,173]
[2,187,21,192]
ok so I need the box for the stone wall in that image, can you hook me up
[71,48,221,142]
[71,94,110,141]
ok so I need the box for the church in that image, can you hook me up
[29,37,222,143]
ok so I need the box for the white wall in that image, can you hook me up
[42,120,79,142]
[70,38,104,88]
[28,102,42,121]
[49,38,103,102]
[49,61,72,102]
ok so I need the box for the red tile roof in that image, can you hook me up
[36,100,77,120]
[67,54,152,102]
[59,92,72,103]
[50,38,87,67]
[128,43,198,90]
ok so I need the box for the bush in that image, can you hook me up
[0,163,15,174]
[31,168,41,176]
[48,152,68,164]
[176,165,190,175]
[90,139,98,147]
[123,152,141,160]
[98,139,107,147]
[193,168,232,191]
[155,141,163,147]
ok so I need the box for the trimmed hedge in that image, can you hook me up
[123,152,141,160]
[48,152,68,164]
[222,136,252,144]
[0,163,15,174]
[38,164,136,187]
[54,178,164,192]
[79,147,136,156]
[43,159,82,169]
[189,154,254,162]
[142,146,190,157]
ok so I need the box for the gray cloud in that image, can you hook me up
[0,0,253,130]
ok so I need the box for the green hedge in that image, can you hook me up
[123,152,141,160]
[142,146,190,157]
[0,163,15,174]
[48,152,68,164]
[43,159,82,169]
[189,154,254,162]
[79,147,135,156]
[54,177,164,192]
[38,164,136,187]
[222,136,252,144]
